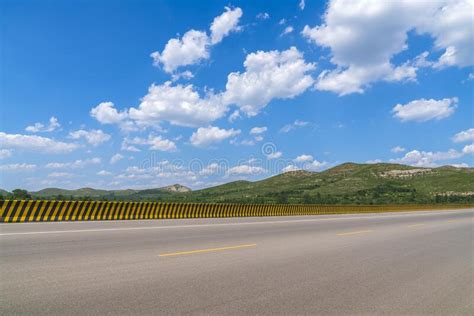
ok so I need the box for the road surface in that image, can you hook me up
[1,209,473,315]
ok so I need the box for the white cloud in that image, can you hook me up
[281,26,294,36]
[0,132,79,154]
[282,165,299,172]
[366,159,383,164]
[453,128,474,143]
[151,30,210,73]
[90,102,128,124]
[210,7,243,44]
[48,172,73,178]
[129,82,227,127]
[25,116,60,133]
[228,110,241,123]
[190,126,240,147]
[0,163,37,172]
[147,135,177,152]
[299,0,305,10]
[68,129,111,146]
[280,119,309,133]
[450,163,470,168]
[223,47,315,116]
[45,158,101,169]
[294,154,313,162]
[199,163,221,175]
[266,151,282,159]
[256,12,270,20]
[463,144,474,154]
[418,0,473,68]
[227,164,265,175]
[110,153,124,164]
[120,139,141,152]
[124,135,177,152]
[391,146,406,153]
[0,149,12,159]
[171,70,194,82]
[302,0,473,95]
[392,97,457,122]
[303,160,327,171]
[390,149,463,167]
[151,7,242,73]
[279,19,286,25]
[97,170,113,176]
[250,126,267,135]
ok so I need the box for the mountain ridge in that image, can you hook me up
[1,163,473,204]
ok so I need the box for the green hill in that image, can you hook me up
[3,163,473,204]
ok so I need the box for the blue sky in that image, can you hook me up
[1,0,473,191]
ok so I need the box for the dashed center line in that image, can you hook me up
[337,230,373,236]
[407,224,425,228]
[158,243,257,257]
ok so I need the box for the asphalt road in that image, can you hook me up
[1,209,473,315]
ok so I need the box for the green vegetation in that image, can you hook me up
[1,163,473,204]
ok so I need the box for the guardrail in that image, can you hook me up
[0,200,472,223]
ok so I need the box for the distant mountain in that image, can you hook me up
[174,163,474,204]
[27,184,191,200]
[162,184,192,193]
[4,163,473,204]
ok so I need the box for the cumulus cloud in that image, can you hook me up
[90,102,128,124]
[391,146,406,153]
[151,7,242,73]
[227,164,265,175]
[90,102,135,132]
[392,97,457,122]
[299,0,305,10]
[223,47,315,116]
[68,129,111,146]
[282,165,299,172]
[228,110,241,123]
[418,0,473,68]
[256,12,270,20]
[266,151,282,159]
[390,149,463,167]
[0,132,79,154]
[0,163,37,172]
[302,0,473,95]
[453,128,474,143]
[129,82,227,127]
[190,126,241,147]
[280,119,309,133]
[97,170,113,176]
[303,160,327,171]
[124,135,177,152]
[110,153,124,164]
[0,149,12,159]
[463,144,474,154]
[210,7,243,44]
[48,172,74,178]
[45,158,101,169]
[25,116,60,133]
[199,162,222,176]
[151,30,210,73]
[281,26,294,36]
[250,126,267,135]
[294,154,313,162]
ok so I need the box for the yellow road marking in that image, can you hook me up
[337,230,373,236]
[407,224,425,228]
[158,243,257,257]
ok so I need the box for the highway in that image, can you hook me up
[1,209,473,315]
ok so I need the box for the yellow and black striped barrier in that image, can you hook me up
[0,200,471,223]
